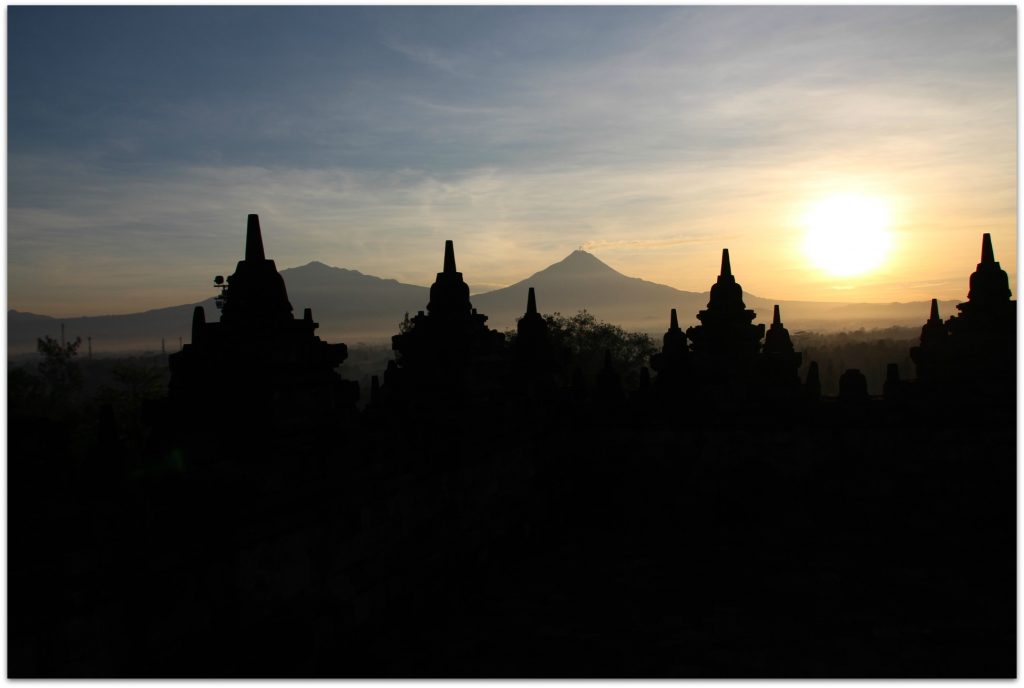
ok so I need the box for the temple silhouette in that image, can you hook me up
[387,239,507,406]
[167,214,358,454]
[686,249,766,397]
[8,214,1016,678]
[911,233,1016,406]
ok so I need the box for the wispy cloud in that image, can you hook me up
[581,236,733,252]
[7,6,1016,315]
[382,36,473,78]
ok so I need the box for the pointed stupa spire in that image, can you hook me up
[191,305,206,343]
[804,360,821,402]
[370,375,380,404]
[763,302,796,356]
[656,307,688,362]
[965,232,1011,305]
[443,239,457,274]
[883,362,903,401]
[720,248,732,278]
[886,362,901,384]
[245,214,266,262]
[917,296,949,350]
[517,285,548,343]
[806,360,820,386]
[981,233,995,264]
[526,287,538,316]
[426,238,474,318]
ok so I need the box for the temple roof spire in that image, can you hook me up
[981,233,995,264]
[425,239,472,317]
[515,286,549,354]
[245,214,266,262]
[929,298,940,323]
[763,303,798,359]
[191,305,206,343]
[688,247,763,362]
[720,248,732,278]
[965,232,1012,305]
[670,308,679,330]
[443,240,457,274]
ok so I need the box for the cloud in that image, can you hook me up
[382,36,473,78]
[7,6,1017,314]
[580,236,733,252]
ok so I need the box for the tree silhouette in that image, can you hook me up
[538,310,656,388]
[36,335,83,403]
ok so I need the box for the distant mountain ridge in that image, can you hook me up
[472,250,708,334]
[8,251,955,354]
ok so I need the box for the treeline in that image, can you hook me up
[9,337,170,468]
[792,327,918,396]
[339,316,920,403]
[8,319,922,429]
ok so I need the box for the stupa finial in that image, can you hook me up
[443,239,457,274]
[191,305,206,343]
[720,248,732,278]
[245,214,266,262]
[981,233,995,264]
[526,287,538,316]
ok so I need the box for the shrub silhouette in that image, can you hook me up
[508,309,656,389]
[36,335,83,406]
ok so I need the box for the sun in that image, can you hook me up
[802,194,892,277]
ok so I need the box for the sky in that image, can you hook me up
[7,6,1017,317]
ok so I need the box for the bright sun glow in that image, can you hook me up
[803,194,892,277]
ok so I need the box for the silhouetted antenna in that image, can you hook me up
[443,240,457,274]
[246,214,266,262]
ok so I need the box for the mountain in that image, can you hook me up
[8,301,219,356]
[471,250,954,334]
[276,262,428,342]
[8,262,429,355]
[9,251,955,355]
[472,250,709,333]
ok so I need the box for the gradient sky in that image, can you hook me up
[8,6,1017,317]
